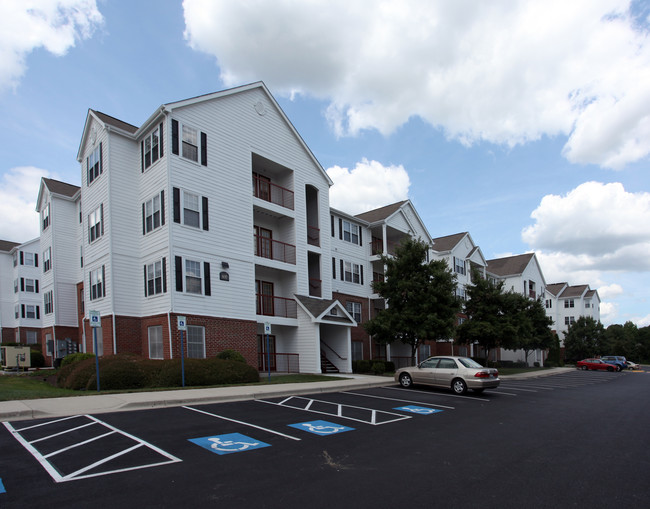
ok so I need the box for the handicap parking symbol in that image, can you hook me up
[395,405,443,415]
[188,433,270,455]
[0,478,5,494]
[288,420,354,436]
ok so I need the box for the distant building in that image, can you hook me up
[544,283,601,344]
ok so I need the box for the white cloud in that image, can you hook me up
[326,159,410,215]
[597,283,624,300]
[599,301,619,324]
[0,166,52,242]
[522,182,650,270]
[0,0,103,91]
[637,314,650,327]
[183,0,650,168]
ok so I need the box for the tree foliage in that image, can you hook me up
[363,238,460,364]
[563,316,605,361]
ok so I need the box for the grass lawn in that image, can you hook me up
[0,371,346,401]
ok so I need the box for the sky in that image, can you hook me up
[0,0,649,327]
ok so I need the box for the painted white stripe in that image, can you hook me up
[43,431,116,459]
[30,421,97,444]
[3,421,65,482]
[385,386,490,401]
[183,405,301,441]
[342,391,455,410]
[12,415,81,432]
[304,399,314,410]
[63,443,144,480]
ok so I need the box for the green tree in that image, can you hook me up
[456,271,519,362]
[602,322,638,358]
[364,238,460,364]
[516,298,555,366]
[563,316,605,361]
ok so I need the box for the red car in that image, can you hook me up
[576,358,618,371]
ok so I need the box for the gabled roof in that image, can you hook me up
[294,295,356,325]
[560,284,589,298]
[36,178,80,212]
[354,201,408,223]
[546,283,568,297]
[92,110,138,134]
[486,253,535,277]
[431,232,468,252]
[0,240,20,253]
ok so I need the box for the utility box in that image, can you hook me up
[0,346,32,369]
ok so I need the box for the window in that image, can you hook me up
[186,325,206,358]
[148,326,163,359]
[25,278,37,293]
[44,291,53,315]
[88,204,104,243]
[343,261,362,284]
[24,252,35,266]
[418,344,431,361]
[13,251,17,267]
[545,299,552,309]
[172,120,207,166]
[564,299,575,308]
[346,301,362,322]
[145,258,166,297]
[143,191,165,234]
[174,257,211,295]
[25,305,37,319]
[26,330,38,345]
[585,300,591,309]
[89,266,105,301]
[14,279,18,293]
[455,286,467,300]
[43,247,52,272]
[172,187,208,230]
[565,316,576,326]
[342,220,360,245]
[351,341,363,361]
[14,305,19,319]
[142,123,164,171]
[87,143,102,184]
[454,256,466,275]
[42,203,50,231]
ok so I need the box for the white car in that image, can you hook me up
[394,356,500,395]
[626,360,640,370]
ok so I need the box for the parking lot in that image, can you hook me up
[1,369,649,508]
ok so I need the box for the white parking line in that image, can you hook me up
[341,391,455,410]
[183,405,301,441]
[385,386,491,401]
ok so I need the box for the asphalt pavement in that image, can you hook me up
[0,367,574,422]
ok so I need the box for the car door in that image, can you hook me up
[413,357,439,385]
[433,358,459,387]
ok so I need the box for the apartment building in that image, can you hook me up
[0,238,42,345]
[545,283,601,344]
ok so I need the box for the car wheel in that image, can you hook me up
[452,378,467,395]
[581,365,588,370]
[607,366,614,372]
[399,373,413,388]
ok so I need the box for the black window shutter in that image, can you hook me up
[141,140,144,172]
[331,215,335,237]
[204,262,211,296]
[162,257,167,293]
[359,229,363,246]
[21,305,25,318]
[200,132,207,166]
[171,119,179,155]
[161,190,165,225]
[175,256,183,291]
[99,142,103,174]
[89,273,93,301]
[202,197,209,231]
[100,204,104,236]
[86,157,90,186]
[144,265,148,296]
[332,257,336,279]
[36,306,40,319]
[339,218,342,239]
[360,266,364,285]
[102,265,106,297]
[159,122,164,157]
[36,280,39,293]
[340,260,344,279]
[142,203,146,235]
[173,187,180,223]
[35,253,38,267]
[21,278,24,291]
[20,251,23,265]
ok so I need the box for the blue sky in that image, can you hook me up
[0,0,649,327]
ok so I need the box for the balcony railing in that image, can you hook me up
[253,175,294,210]
[254,235,296,264]
[256,294,297,318]
[307,225,320,247]
[309,278,322,297]
[258,353,300,373]
[371,237,400,256]
[529,290,536,299]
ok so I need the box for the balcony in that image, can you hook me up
[371,237,400,256]
[253,175,294,210]
[307,225,320,247]
[254,235,296,264]
[256,294,297,318]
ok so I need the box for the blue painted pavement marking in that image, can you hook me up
[188,433,270,456]
[288,420,354,436]
[0,478,5,494]
[394,405,444,415]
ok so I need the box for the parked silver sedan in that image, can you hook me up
[395,356,500,395]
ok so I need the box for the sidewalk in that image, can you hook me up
[0,374,394,423]
[0,368,574,423]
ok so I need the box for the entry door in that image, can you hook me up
[258,334,276,371]
[254,226,273,259]
[256,280,274,316]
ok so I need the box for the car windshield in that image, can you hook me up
[457,357,484,368]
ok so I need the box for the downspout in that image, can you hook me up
[106,134,118,356]
[165,110,174,360]
[167,311,173,359]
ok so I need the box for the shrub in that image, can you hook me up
[352,360,371,373]
[30,350,45,368]
[384,361,395,373]
[60,353,96,368]
[371,361,385,376]
[215,349,246,363]
[86,356,148,391]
